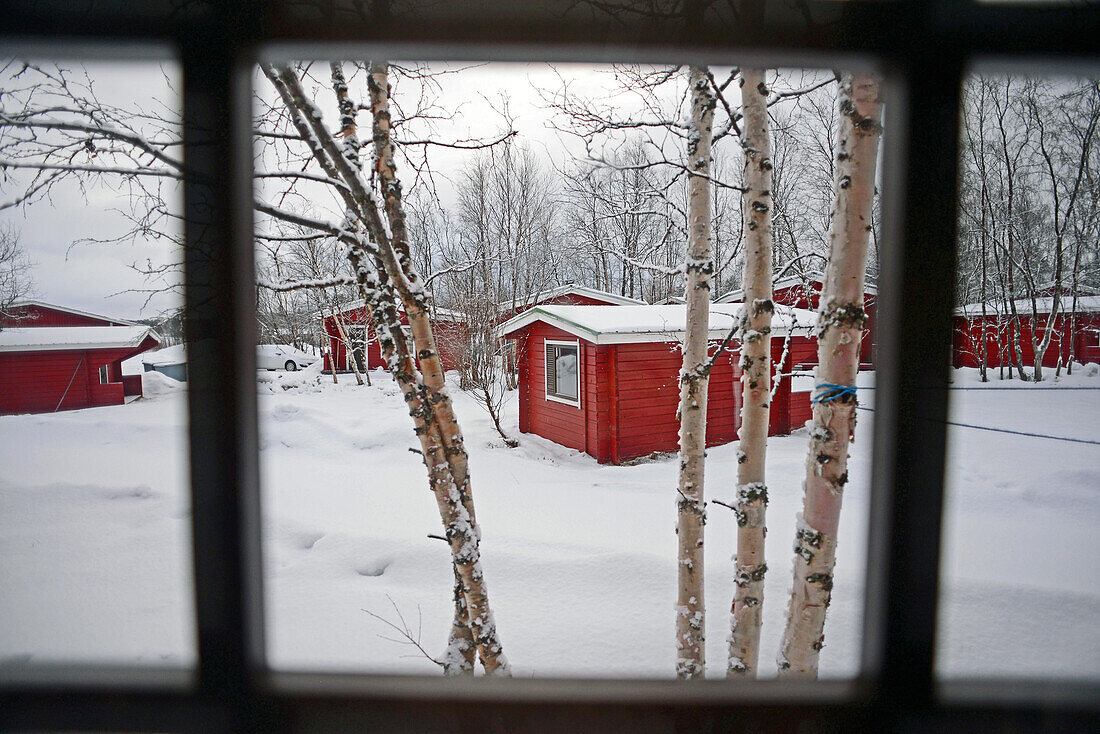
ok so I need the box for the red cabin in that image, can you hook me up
[500,304,818,464]
[320,301,469,372]
[498,284,645,320]
[952,295,1100,369]
[0,301,160,415]
[716,274,877,368]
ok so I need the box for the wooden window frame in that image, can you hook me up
[1,1,1098,732]
[545,338,581,408]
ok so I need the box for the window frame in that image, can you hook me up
[544,338,582,407]
[1,1,1099,732]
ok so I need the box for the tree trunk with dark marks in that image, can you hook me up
[778,72,883,678]
[675,64,715,680]
[728,67,773,679]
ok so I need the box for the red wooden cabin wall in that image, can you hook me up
[322,307,468,372]
[0,347,136,415]
[513,324,818,464]
[952,311,1100,369]
[771,282,876,367]
[0,303,124,329]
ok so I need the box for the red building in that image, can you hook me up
[0,301,160,415]
[500,304,818,464]
[498,284,645,319]
[716,274,877,368]
[321,301,469,372]
[952,295,1100,369]
[321,285,641,373]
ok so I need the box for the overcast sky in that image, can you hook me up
[1,59,650,322]
[0,59,776,322]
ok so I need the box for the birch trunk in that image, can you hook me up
[331,309,365,385]
[778,72,883,678]
[728,67,773,678]
[366,61,506,674]
[332,59,474,669]
[675,65,715,680]
[262,62,507,674]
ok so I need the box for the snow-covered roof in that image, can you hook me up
[0,325,159,353]
[498,304,817,345]
[141,343,186,366]
[499,284,646,311]
[325,299,467,323]
[954,295,1100,317]
[7,299,141,327]
[715,274,877,304]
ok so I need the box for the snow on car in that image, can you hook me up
[257,344,319,372]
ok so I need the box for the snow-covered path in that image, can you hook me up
[1,367,1097,679]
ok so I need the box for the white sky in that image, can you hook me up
[2,60,637,321]
[0,59,813,322]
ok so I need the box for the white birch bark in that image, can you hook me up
[675,65,715,680]
[262,62,508,675]
[366,62,507,675]
[778,72,883,678]
[728,68,773,678]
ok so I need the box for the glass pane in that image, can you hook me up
[0,57,194,669]
[255,60,876,679]
[939,72,1100,679]
[555,348,578,399]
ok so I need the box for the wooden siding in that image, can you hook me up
[952,311,1100,369]
[0,346,141,415]
[519,323,590,454]
[511,322,820,464]
[770,280,876,367]
[784,338,818,431]
[0,303,124,329]
[322,307,467,372]
[501,292,632,321]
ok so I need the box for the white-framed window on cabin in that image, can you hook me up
[544,339,580,407]
[98,365,109,384]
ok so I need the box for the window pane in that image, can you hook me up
[0,57,195,669]
[938,72,1100,679]
[255,60,876,679]
[555,348,578,399]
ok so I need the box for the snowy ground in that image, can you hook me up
[1,364,1097,680]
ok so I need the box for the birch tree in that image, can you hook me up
[727,67,772,678]
[0,58,513,674]
[778,72,883,677]
[674,65,715,680]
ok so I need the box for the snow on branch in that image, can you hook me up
[257,274,358,292]
[0,158,180,178]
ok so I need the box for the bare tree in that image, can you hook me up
[778,72,883,678]
[0,224,34,322]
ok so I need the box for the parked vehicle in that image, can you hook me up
[257,344,319,371]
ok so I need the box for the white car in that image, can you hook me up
[257,344,319,371]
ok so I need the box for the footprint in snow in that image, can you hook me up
[356,560,391,577]
[297,532,325,550]
[270,404,301,422]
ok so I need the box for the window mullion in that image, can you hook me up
[862,52,964,716]
[181,24,266,714]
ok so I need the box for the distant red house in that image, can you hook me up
[952,295,1100,369]
[0,301,160,415]
[716,274,877,368]
[321,285,641,373]
[500,304,818,464]
[498,284,645,320]
[321,301,469,372]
